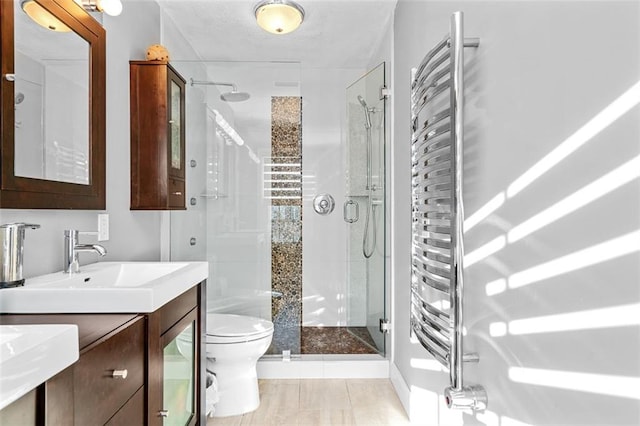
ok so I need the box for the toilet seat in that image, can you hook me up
[206,313,273,344]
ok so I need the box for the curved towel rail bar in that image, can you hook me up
[409,11,487,411]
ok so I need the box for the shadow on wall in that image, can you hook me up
[407,78,640,426]
[398,2,640,424]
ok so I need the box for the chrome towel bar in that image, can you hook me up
[410,11,486,411]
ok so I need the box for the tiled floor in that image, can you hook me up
[267,326,380,355]
[208,379,410,426]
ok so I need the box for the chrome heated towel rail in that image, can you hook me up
[410,11,487,410]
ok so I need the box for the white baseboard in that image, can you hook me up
[257,355,389,379]
[390,361,411,420]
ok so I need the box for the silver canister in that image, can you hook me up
[0,223,40,288]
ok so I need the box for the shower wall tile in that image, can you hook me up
[271,97,303,334]
[302,144,347,264]
[302,260,349,326]
[208,231,270,263]
[347,259,367,326]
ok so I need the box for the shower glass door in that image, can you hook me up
[345,63,386,355]
[169,61,303,358]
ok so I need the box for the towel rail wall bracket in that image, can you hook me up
[410,11,486,411]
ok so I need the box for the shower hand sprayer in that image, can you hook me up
[357,95,378,259]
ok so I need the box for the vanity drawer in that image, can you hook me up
[74,317,145,426]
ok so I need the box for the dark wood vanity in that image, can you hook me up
[0,283,206,426]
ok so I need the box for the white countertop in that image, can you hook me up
[0,261,208,314]
[0,324,79,410]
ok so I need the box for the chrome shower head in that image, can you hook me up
[357,95,372,129]
[220,91,251,102]
[189,79,251,103]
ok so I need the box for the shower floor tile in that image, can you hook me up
[267,326,378,355]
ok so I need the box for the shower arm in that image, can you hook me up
[189,79,238,92]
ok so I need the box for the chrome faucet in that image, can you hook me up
[63,230,107,274]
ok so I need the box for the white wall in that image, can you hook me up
[0,3,165,277]
[301,67,365,326]
[392,1,640,425]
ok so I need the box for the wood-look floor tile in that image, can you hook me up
[351,402,410,426]
[298,409,356,425]
[209,379,408,426]
[299,379,351,410]
[260,381,301,411]
[207,414,242,425]
[346,379,400,407]
[240,410,298,426]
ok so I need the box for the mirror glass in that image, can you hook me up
[13,0,90,185]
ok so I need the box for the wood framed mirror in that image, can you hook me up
[0,0,105,209]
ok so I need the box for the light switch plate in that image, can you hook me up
[98,214,109,241]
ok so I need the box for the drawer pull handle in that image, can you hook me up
[111,369,128,379]
[158,410,170,418]
[172,191,183,196]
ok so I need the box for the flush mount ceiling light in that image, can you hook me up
[254,0,305,35]
[75,0,123,16]
[21,0,71,32]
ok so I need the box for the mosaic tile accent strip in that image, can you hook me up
[271,97,303,349]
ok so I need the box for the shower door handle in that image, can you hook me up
[343,200,359,223]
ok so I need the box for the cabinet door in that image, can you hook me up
[168,69,185,180]
[160,310,197,426]
[0,388,39,425]
[74,317,145,426]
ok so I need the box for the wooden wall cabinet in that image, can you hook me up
[130,61,186,210]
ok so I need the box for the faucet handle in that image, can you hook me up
[65,229,96,237]
[78,231,98,237]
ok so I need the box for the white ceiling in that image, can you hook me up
[157,0,397,68]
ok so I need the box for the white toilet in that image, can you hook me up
[205,313,273,417]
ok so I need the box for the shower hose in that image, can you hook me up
[363,124,377,259]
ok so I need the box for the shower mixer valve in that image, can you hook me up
[312,194,335,215]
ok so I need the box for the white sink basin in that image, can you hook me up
[0,262,208,314]
[0,324,79,410]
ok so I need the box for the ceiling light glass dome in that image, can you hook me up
[254,0,305,35]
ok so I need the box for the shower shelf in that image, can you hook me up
[409,11,486,411]
[199,192,228,199]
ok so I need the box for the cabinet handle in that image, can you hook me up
[158,410,170,418]
[172,191,182,196]
[111,369,128,379]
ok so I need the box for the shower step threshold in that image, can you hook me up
[257,354,388,379]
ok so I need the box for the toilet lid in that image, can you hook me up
[206,313,273,343]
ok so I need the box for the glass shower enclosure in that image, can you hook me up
[168,60,387,358]
[345,63,387,354]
